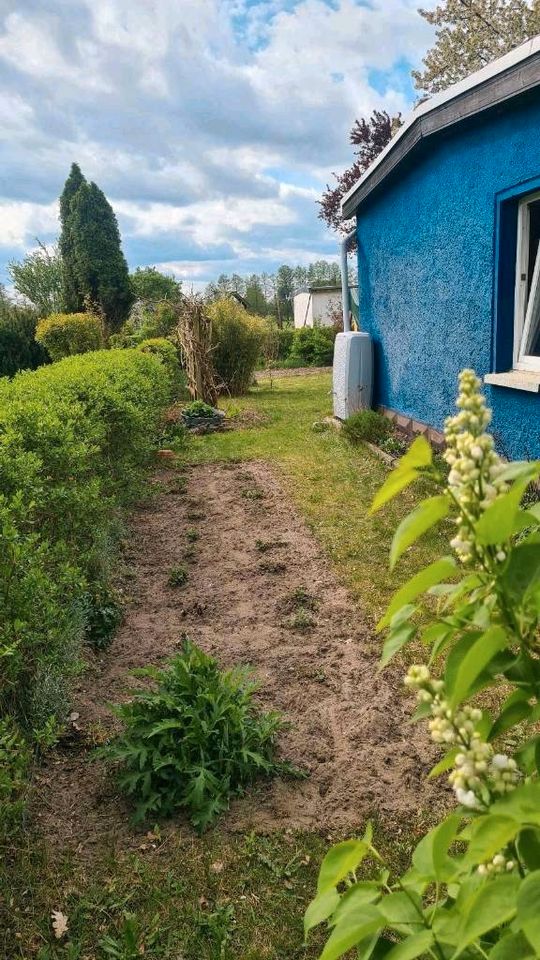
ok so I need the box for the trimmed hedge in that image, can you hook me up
[35,311,104,361]
[0,350,171,763]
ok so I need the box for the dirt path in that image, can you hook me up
[34,460,440,855]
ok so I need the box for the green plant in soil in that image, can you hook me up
[102,638,296,831]
[182,400,216,418]
[286,607,315,631]
[168,565,188,587]
[186,527,199,542]
[341,408,392,446]
[307,370,540,959]
[255,538,288,553]
[241,487,265,501]
[259,560,287,574]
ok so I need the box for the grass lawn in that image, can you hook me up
[186,372,446,622]
[2,373,444,960]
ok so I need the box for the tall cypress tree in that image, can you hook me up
[59,162,86,312]
[67,180,133,330]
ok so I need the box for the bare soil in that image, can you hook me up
[33,460,441,857]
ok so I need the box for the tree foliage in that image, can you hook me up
[59,162,86,313]
[8,243,63,316]
[318,111,401,236]
[413,0,540,94]
[0,291,48,377]
[130,266,182,303]
[58,165,132,330]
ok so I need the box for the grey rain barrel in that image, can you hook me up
[332,331,373,420]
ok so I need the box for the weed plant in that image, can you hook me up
[103,639,293,831]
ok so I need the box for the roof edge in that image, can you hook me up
[341,35,540,219]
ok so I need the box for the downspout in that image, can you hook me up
[340,227,357,332]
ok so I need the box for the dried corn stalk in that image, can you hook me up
[175,293,219,406]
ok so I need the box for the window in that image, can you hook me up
[514,192,540,372]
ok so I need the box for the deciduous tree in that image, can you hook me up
[8,242,63,316]
[413,0,540,94]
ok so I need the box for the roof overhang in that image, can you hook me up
[341,35,540,220]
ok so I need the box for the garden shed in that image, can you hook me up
[341,36,540,459]
[293,285,342,328]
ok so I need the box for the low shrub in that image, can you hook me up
[35,311,104,361]
[210,298,265,395]
[341,409,392,445]
[104,638,291,831]
[0,349,170,793]
[0,298,48,377]
[137,337,182,389]
[284,325,337,367]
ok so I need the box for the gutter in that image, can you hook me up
[340,228,357,332]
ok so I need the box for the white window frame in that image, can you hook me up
[514,191,540,373]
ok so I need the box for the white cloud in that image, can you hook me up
[0,0,434,284]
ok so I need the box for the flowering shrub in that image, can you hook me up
[35,311,104,360]
[306,370,540,959]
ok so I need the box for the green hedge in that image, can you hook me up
[0,350,171,768]
[271,326,337,367]
[0,300,48,377]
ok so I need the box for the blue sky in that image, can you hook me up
[0,0,434,290]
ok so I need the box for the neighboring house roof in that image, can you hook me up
[341,34,540,219]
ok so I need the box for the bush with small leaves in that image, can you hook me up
[35,311,104,361]
[210,298,265,395]
[103,638,293,831]
[306,370,540,960]
[341,409,392,446]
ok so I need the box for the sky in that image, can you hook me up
[0,0,435,291]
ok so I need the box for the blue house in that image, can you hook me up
[341,37,540,459]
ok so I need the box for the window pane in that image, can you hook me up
[525,201,540,357]
[528,201,540,303]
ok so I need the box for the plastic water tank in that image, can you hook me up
[333,331,373,420]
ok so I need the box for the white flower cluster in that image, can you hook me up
[405,664,519,809]
[477,853,515,877]
[443,370,508,563]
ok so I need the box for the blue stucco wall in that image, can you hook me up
[356,93,540,459]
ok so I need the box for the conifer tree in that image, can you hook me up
[68,180,133,330]
[59,162,86,312]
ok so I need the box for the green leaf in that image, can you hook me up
[476,472,539,545]
[330,883,382,927]
[317,840,369,894]
[454,874,521,956]
[377,558,457,631]
[370,437,432,514]
[502,539,540,601]
[384,930,435,960]
[319,906,383,960]
[448,625,507,708]
[412,814,461,881]
[488,691,532,742]
[491,781,540,824]
[497,461,540,483]
[377,891,423,930]
[463,815,520,866]
[304,888,340,936]
[428,747,459,779]
[517,870,540,951]
[489,931,535,959]
[390,496,450,569]
[380,624,416,668]
[517,828,540,872]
